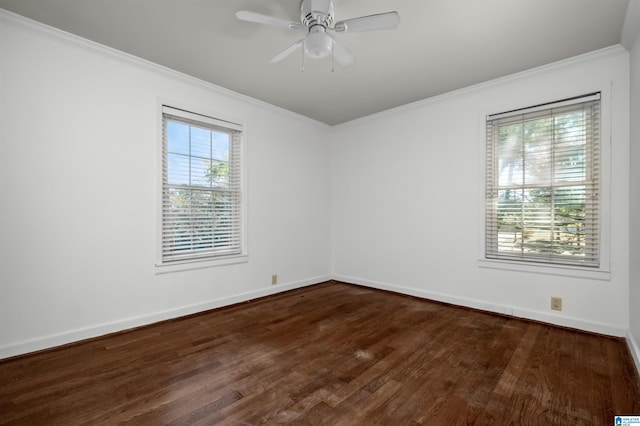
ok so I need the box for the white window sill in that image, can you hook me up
[156,254,248,274]
[477,258,611,281]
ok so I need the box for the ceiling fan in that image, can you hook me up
[235,0,400,66]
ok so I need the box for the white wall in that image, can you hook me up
[0,13,332,358]
[627,0,640,367]
[1,8,636,360]
[331,47,630,336]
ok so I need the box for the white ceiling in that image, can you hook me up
[0,0,631,125]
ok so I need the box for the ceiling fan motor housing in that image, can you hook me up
[301,0,334,30]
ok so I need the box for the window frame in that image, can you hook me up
[156,104,247,273]
[478,89,611,280]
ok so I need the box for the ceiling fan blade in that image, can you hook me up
[332,40,354,66]
[235,11,303,31]
[334,11,400,33]
[270,39,304,63]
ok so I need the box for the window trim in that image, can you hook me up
[155,102,248,274]
[478,86,611,280]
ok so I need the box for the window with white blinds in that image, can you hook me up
[485,93,600,267]
[161,106,243,264]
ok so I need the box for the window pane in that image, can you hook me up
[213,132,230,161]
[213,192,233,248]
[190,190,214,250]
[521,188,552,254]
[191,126,211,158]
[498,123,523,186]
[524,117,552,185]
[208,159,229,188]
[167,121,189,155]
[168,153,189,185]
[553,186,586,256]
[191,157,211,187]
[165,188,195,252]
[497,189,523,253]
[555,111,586,183]
[164,189,214,252]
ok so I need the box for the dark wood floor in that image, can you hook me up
[1,281,639,425]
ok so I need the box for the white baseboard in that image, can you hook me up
[332,274,627,337]
[3,274,629,361]
[627,331,640,377]
[0,275,331,360]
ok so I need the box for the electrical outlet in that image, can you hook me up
[550,297,562,311]
[271,274,278,285]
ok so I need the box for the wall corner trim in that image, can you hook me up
[627,331,640,378]
[622,0,640,50]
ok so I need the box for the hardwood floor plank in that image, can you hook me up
[1,281,638,425]
[492,323,540,398]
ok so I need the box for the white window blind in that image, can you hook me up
[485,93,600,267]
[161,106,243,264]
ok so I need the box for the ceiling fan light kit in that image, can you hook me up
[236,0,400,67]
[305,30,332,59]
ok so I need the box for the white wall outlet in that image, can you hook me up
[271,274,278,285]
[550,297,563,311]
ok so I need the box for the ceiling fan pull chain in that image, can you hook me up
[331,39,335,72]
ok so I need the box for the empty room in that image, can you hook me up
[1,0,640,424]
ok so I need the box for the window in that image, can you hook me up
[160,106,243,265]
[485,93,600,268]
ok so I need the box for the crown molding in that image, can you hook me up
[336,45,628,129]
[0,8,329,130]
